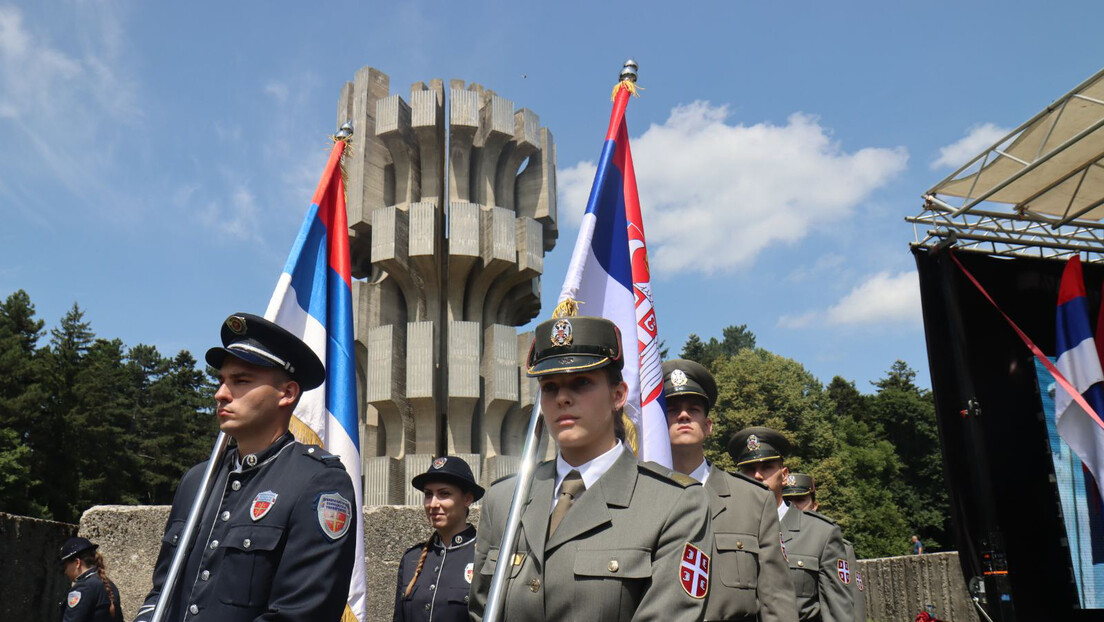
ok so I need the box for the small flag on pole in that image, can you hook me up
[264,135,366,622]
[557,62,671,467]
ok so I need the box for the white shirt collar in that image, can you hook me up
[553,440,624,511]
[689,459,710,484]
[778,499,790,524]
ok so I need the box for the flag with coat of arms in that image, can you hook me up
[264,136,366,622]
[556,67,672,467]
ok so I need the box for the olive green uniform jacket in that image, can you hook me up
[843,540,865,622]
[780,505,854,622]
[703,466,798,622]
[469,447,712,621]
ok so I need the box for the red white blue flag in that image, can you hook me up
[558,83,671,466]
[264,139,366,621]
[1055,255,1104,504]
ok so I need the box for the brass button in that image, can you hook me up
[736,541,744,550]
[797,560,805,568]
[528,579,541,592]
[608,560,619,573]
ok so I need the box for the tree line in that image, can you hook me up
[683,324,949,558]
[0,290,218,523]
[0,291,947,557]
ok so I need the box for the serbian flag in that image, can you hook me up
[558,81,671,467]
[264,139,366,622]
[1055,255,1104,508]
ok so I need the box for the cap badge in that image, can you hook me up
[316,492,352,540]
[679,543,710,599]
[671,369,688,387]
[550,319,573,346]
[226,315,247,335]
[784,474,796,487]
[432,457,447,469]
[251,491,278,521]
[747,434,760,451]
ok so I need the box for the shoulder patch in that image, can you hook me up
[639,461,700,488]
[67,590,81,608]
[803,509,838,526]
[730,470,770,490]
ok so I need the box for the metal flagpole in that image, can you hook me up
[483,394,544,622]
[149,431,231,622]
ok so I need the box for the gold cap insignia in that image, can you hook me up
[671,369,688,387]
[551,319,573,346]
[226,315,247,335]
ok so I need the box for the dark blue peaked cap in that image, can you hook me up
[205,313,326,391]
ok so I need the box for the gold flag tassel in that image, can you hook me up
[552,298,581,318]
[610,58,642,101]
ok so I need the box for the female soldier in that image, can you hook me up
[394,456,484,622]
[59,537,123,622]
[469,316,713,621]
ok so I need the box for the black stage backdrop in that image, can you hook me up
[914,246,1103,621]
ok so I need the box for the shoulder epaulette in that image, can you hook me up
[490,473,519,486]
[804,509,838,526]
[639,461,701,488]
[302,444,343,466]
[729,470,770,490]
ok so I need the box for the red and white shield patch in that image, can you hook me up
[679,543,710,599]
[316,492,352,540]
[67,590,81,608]
[856,571,864,591]
[251,491,278,521]
[837,558,851,584]
[465,562,474,584]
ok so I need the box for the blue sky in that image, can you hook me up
[2,0,1102,392]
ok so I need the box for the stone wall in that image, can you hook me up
[1,511,77,622]
[68,506,978,622]
[858,552,979,622]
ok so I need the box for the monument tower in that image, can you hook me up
[334,67,559,504]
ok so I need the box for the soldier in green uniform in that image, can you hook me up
[730,427,853,622]
[783,474,865,622]
[469,317,712,621]
[663,359,797,622]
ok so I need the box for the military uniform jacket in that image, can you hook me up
[842,541,865,622]
[135,433,357,622]
[469,447,712,622]
[62,568,123,622]
[394,525,477,622]
[780,506,853,622]
[704,466,798,622]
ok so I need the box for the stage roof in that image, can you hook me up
[910,67,1104,261]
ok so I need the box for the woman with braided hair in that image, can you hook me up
[58,537,122,622]
[393,456,484,622]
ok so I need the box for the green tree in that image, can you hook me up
[681,324,758,367]
[0,291,47,515]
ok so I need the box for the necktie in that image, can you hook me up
[549,470,586,536]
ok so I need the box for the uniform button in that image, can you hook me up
[231,480,241,491]
[608,560,619,573]
[171,535,179,544]
[429,583,436,591]
[221,511,230,521]
[308,447,316,454]
[433,566,439,572]
[528,579,541,593]
[210,540,219,550]
[736,541,744,550]
[200,570,210,581]
[424,604,431,611]
[797,560,805,568]
[189,605,199,615]
[464,595,469,603]
[243,539,252,549]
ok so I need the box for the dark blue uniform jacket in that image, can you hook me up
[62,568,123,622]
[135,433,357,622]
[393,524,476,622]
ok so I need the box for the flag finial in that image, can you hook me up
[333,120,354,143]
[612,59,642,100]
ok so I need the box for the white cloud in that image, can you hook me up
[779,270,921,328]
[931,122,1011,170]
[199,185,261,241]
[265,81,290,104]
[558,102,908,275]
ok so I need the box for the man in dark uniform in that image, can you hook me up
[59,537,123,622]
[730,427,853,622]
[135,313,357,622]
[470,317,712,622]
[783,474,865,622]
[663,359,797,622]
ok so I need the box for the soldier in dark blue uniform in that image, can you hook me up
[59,537,123,622]
[394,456,484,622]
[134,313,357,622]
